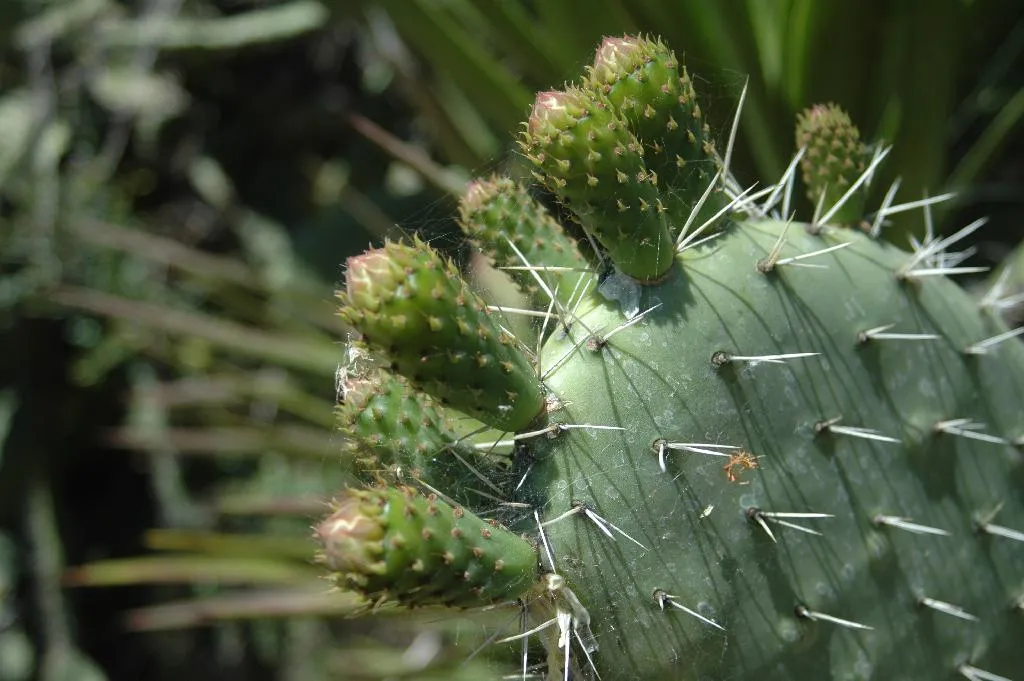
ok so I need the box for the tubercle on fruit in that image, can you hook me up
[320,34,1024,681]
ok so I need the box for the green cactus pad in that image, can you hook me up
[459,176,592,308]
[796,103,874,225]
[521,87,674,281]
[534,220,1024,680]
[316,486,539,607]
[339,238,545,432]
[587,35,726,227]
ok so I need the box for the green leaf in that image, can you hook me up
[97,1,328,50]
[374,0,532,135]
[64,556,319,587]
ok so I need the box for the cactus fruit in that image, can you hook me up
[337,238,545,432]
[316,486,538,608]
[321,35,1024,681]
[459,176,590,307]
[796,103,874,226]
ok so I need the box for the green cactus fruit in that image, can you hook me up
[316,485,538,607]
[586,35,727,228]
[338,237,545,432]
[338,368,505,498]
[796,102,874,225]
[521,87,674,281]
[324,35,1024,681]
[459,175,591,308]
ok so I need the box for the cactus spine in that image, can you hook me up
[321,35,1024,681]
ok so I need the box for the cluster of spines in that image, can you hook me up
[316,486,538,607]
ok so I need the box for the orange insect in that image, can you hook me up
[723,450,759,483]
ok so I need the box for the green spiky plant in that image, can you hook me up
[318,35,1024,681]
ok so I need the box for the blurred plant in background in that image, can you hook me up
[0,0,1021,680]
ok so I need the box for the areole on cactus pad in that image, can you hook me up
[317,34,1024,681]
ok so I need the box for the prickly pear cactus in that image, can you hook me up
[318,35,1024,681]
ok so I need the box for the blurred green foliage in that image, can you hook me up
[341,0,1024,243]
[0,1,1021,680]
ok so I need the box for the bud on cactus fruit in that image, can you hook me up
[321,35,1024,681]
